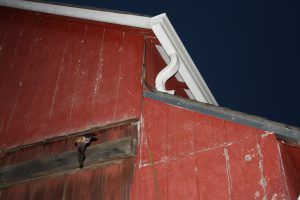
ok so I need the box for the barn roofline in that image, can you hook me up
[144,90,300,146]
[0,0,218,105]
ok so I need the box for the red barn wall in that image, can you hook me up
[132,97,298,200]
[0,7,146,149]
[0,123,137,200]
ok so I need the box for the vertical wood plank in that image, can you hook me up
[69,25,104,133]
[193,114,225,151]
[28,176,66,200]
[120,158,134,200]
[23,19,70,143]
[166,106,195,158]
[137,163,167,200]
[225,120,258,143]
[279,143,300,199]
[227,137,266,199]
[0,13,26,147]
[113,32,144,121]
[259,134,290,199]
[63,169,102,200]
[0,10,12,54]
[47,23,86,136]
[196,148,230,199]
[92,28,124,125]
[3,15,42,148]
[144,37,160,89]
[142,98,168,164]
[0,182,30,200]
[167,157,198,200]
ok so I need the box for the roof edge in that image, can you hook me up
[150,14,218,105]
[144,90,300,146]
[0,0,218,105]
[0,0,151,28]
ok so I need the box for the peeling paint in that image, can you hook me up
[271,193,278,200]
[262,131,274,138]
[255,191,260,198]
[224,148,232,199]
[194,165,199,174]
[140,139,252,169]
[245,154,253,162]
[257,144,268,200]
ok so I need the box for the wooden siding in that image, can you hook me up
[0,7,145,150]
[132,97,298,200]
[0,123,137,200]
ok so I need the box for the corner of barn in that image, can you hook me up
[132,20,300,198]
[131,95,300,199]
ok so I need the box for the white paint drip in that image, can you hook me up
[224,148,232,199]
[257,144,268,200]
[262,131,274,138]
[255,191,260,199]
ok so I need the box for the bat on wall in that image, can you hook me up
[74,134,96,168]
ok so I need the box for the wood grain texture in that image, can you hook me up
[0,123,137,199]
[0,159,134,200]
[0,137,136,189]
[0,7,145,150]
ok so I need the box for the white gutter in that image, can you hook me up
[0,0,218,105]
[0,0,151,29]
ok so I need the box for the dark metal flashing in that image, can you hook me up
[144,91,300,146]
[0,137,136,189]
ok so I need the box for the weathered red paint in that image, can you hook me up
[0,124,137,199]
[0,7,145,149]
[0,5,300,200]
[132,98,300,199]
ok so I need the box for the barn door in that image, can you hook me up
[0,123,138,200]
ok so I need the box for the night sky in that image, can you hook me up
[48,0,300,127]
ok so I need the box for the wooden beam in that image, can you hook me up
[0,137,136,189]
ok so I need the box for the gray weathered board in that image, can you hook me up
[0,136,136,189]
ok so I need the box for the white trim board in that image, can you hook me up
[0,0,218,105]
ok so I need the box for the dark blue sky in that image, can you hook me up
[48,0,300,127]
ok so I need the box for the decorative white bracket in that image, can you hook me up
[155,53,180,94]
[150,14,218,105]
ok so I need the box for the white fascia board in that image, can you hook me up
[150,14,218,105]
[0,0,218,105]
[0,0,151,29]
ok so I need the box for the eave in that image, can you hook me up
[0,0,218,105]
[144,90,300,146]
